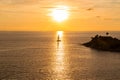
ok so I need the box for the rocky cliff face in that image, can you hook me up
[83,35,120,52]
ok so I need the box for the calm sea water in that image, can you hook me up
[0,31,120,80]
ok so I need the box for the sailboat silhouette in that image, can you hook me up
[57,35,61,42]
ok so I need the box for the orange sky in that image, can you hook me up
[0,0,120,31]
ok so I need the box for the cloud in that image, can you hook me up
[93,0,120,8]
[0,0,62,6]
[0,0,42,5]
[0,0,58,14]
[104,18,120,21]
[87,8,94,11]
[0,0,120,16]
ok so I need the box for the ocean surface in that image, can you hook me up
[0,31,120,80]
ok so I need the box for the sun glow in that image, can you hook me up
[51,5,69,22]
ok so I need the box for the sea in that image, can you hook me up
[0,31,120,80]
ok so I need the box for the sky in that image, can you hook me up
[0,0,120,31]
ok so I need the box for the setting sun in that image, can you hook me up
[51,5,69,22]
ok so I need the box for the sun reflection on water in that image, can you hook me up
[55,41,64,72]
[55,31,64,72]
[52,31,69,79]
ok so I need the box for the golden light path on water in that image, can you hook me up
[52,31,70,79]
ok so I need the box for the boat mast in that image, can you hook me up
[57,34,61,41]
[58,35,60,40]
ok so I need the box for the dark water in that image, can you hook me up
[0,31,120,80]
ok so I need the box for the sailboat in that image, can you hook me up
[57,35,61,42]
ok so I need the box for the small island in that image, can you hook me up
[83,34,120,52]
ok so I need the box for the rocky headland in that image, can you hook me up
[83,35,120,52]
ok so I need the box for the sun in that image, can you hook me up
[51,5,69,22]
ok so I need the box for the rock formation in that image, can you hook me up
[83,35,120,52]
